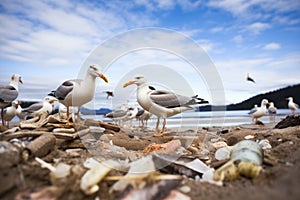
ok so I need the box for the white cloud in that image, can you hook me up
[232,35,243,44]
[245,22,271,35]
[263,43,281,50]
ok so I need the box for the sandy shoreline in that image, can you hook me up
[0,116,300,200]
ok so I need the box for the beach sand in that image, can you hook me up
[1,119,300,200]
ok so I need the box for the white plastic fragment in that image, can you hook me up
[80,159,119,195]
[35,157,56,172]
[110,155,155,192]
[51,163,71,178]
[52,128,75,133]
[185,159,211,174]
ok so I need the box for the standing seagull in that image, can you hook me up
[0,74,23,127]
[123,75,208,136]
[249,99,269,123]
[21,97,57,118]
[49,65,108,124]
[246,73,255,83]
[286,97,298,115]
[268,102,277,122]
[3,100,19,127]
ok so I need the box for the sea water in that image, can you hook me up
[83,109,292,128]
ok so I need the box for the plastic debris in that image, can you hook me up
[80,159,120,195]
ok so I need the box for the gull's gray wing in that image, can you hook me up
[22,102,43,113]
[105,109,128,118]
[248,107,257,115]
[53,80,81,100]
[0,85,18,103]
[268,107,277,114]
[149,90,207,108]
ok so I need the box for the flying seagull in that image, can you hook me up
[103,91,114,99]
[246,73,255,83]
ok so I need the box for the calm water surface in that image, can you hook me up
[83,109,292,128]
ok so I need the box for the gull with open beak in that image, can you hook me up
[123,75,208,136]
[49,65,108,124]
[0,74,23,127]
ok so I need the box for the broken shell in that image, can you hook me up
[212,141,228,149]
[238,162,262,179]
[213,160,239,182]
[80,159,119,195]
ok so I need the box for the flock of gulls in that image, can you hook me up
[0,65,299,135]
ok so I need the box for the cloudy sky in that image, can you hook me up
[0,0,299,109]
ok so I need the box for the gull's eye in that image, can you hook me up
[90,65,97,71]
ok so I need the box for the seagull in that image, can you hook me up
[249,99,269,123]
[248,104,258,115]
[0,74,23,126]
[268,102,277,115]
[16,101,26,121]
[136,109,152,127]
[21,96,57,118]
[105,104,130,125]
[103,91,114,99]
[268,102,277,122]
[49,65,108,124]
[3,100,19,127]
[286,97,298,115]
[123,75,209,136]
[246,73,255,83]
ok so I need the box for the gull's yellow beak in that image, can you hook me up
[50,99,57,103]
[99,74,109,83]
[285,98,289,100]
[123,80,135,88]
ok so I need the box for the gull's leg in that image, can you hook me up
[77,106,81,122]
[154,118,166,137]
[66,106,71,126]
[155,117,160,131]
[1,108,5,127]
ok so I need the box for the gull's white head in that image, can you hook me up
[44,96,58,104]
[87,64,108,83]
[261,99,269,106]
[269,102,275,107]
[123,75,147,87]
[286,97,293,101]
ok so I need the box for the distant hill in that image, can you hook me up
[80,107,112,115]
[199,84,300,111]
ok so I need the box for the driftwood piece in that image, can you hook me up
[85,119,120,132]
[23,134,56,160]
[0,128,90,141]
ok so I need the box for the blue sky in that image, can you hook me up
[0,0,299,108]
